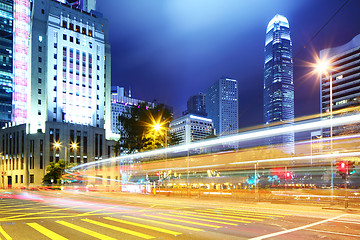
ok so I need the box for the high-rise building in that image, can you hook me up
[169,114,214,145]
[206,77,238,136]
[110,86,155,138]
[28,0,111,135]
[0,0,114,188]
[264,14,294,124]
[263,14,294,152]
[185,93,207,117]
[0,0,13,127]
[320,33,360,136]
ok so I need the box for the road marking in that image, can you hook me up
[0,226,12,240]
[56,220,117,240]
[123,216,203,231]
[3,205,82,220]
[143,214,222,228]
[198,210,273,219]
[215,208,289,217]
[104,217,182,235]
[176,211,262,222]
[159,213,240,225]
[305,228,360,238]
[75,206,116,217]
[27,223,68,240]
[248,214,347,240]
[82,218,155,239]
[334,220,360,225]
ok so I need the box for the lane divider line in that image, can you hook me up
[198,210,273,219]
[0,226,12,240]
[143,214,222,228]
[104,217,182,236]
[56,220,117,240]
[81,218,155,239]
[159,213,240,225]
[123,216,203,232]
[27,223,68,240]
[173,211,261,222]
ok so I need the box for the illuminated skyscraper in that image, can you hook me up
[0,0,13,127]
[263,15,294,152]
[206,77,238,136]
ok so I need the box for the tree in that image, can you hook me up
[43,160,66,185]
[115,103,173,154]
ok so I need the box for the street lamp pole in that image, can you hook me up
[317,61,334,204]
[329,72,334,205]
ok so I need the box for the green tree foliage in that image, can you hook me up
[42,160,66,185]
[116,104,173,154]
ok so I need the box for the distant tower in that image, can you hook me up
[206,78,238,136]
[186,93,207,117]
[264,15,294,152]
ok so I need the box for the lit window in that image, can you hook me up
[39,36,43,42]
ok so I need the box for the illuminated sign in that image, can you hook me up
[13,0,30,125]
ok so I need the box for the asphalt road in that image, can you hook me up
[0,190,359,240]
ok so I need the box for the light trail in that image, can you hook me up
[68,112,360,173]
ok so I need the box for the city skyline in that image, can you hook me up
[97,0,360,129]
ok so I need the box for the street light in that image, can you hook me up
[152,121,169,189]
[316,60,334,204]
[53,141,78,166]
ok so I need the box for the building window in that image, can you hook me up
[38,111,41,115]
[54,43,57,48]
[88,30,92,37]
[70,36,73,42]
[82,27,86,34]
[76,25,80,33]
[29,175,34,183]
[39,36,43,42]
[38,78,42,84]
[38,68,42,73]
[62,20,67,28]
[41,9,44,14]
[20,175,23,183]
[38,99,41,105]
[76,38,80,44]
[38,89,41,94]
[63,34,67,40]
[69,23,74,30]
[38,57,42,63]
[39,46,42,52]
[53,97,57,102]
[54,54,57,59]
[54,65,57,70]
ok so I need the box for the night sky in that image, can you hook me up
[97,0,360,128]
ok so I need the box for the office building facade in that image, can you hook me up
[0,0,114,188]
[169,114,214,145]
[184,93,207,117]
[263,14,294,152]
[206,77,238,136]
[0,0,12,128]
[320,33,360,137]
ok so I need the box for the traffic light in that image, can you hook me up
[336,161,347,174]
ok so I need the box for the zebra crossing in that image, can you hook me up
[0,208,287,240]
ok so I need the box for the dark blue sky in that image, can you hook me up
[97,0,360,128]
